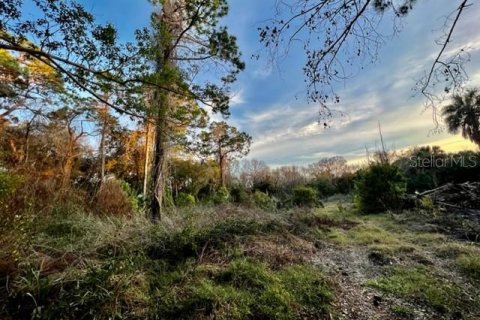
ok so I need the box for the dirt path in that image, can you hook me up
[313,243,395,320]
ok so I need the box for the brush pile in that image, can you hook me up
[418,182,480,218]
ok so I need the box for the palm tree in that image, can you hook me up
[442,89,480,148]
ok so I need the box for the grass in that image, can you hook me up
[149,258,331,320]
[0,204,334,319]
[391,304,415,318]
[456,254,480,281]
[1,199,479,319]
[367,266,464,313]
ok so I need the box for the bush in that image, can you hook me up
[175,192,196,207]
[213,186,230,204]
[229,185,250,204]
[292,186,319,207]
[333,173,355,194]
[119,180,141,210]
[354,163,405,213]
[254,191,276,211]
[94,178,136,217]
[0,171,22,202]
[310,179,335,198]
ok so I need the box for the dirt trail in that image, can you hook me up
[313,243,395,320]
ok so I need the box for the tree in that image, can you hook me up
[259,0,472,122]
[308,156,348,181]
[442,88,480,148]
[146,0,244,221]
[354,162,406,213]
[1,0,150,118]
[1,48,64,125]
[170,158,219,199]
[199,121,252,186]
[44,97,93,189]
[234,159,270,189]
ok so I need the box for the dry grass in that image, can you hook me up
[93,179,136,217]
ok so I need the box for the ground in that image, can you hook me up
[0,199,479,319]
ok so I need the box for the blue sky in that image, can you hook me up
[63,1,480,165]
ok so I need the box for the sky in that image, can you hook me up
[60,0,480,165]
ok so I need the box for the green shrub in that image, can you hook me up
[94,179,137,217]
[0,171,22,202]
[213,186,230,204]
[175,192,196,207]
[419,196,437,215]
[119,179,141,211]
[354,163,406,213]
[310,179,335,198]
[254,191,276,210]
[333,173,355,194]
[229,185,250,204]
[292,186,319,207]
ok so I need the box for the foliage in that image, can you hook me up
[213,186,230,204]
[292,186,319,208]
[0,171,21,202]
[418,196,436,215]
[309,178,336,198]
[94,178,137,217]
[395,147,480,192]
[253,191,277,211]
[175,192,196,207]
[170,158,219,199]
[354,163,406,213]
[442,89,480,147]
[229,184,250,204]
[197,121,252,186]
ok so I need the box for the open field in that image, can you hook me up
[1,199,479,319]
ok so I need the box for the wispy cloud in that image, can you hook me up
[225,0,480,166]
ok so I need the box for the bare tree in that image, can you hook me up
[259,0,473,124]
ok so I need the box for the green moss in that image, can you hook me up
[349,224,400,245]
[367,266,462,313]
[256,284,294,319]
[153,259,331,320]
[435,242,480,259]
[456,254,480,281]
[156,279,253,320]
[278,265,332,312]
[391,304,415,318]
[217,258,277,290]
[323,223,401,247]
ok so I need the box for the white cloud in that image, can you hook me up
[228,0,480,166]
[230,89,246,107]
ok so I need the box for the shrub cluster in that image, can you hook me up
[354,163,406,213]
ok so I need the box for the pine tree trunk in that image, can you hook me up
[149,0,182,222]
[143,121,152,199]
[61,151,74,190]
[99,110,106,183]
[150,93,168,222]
